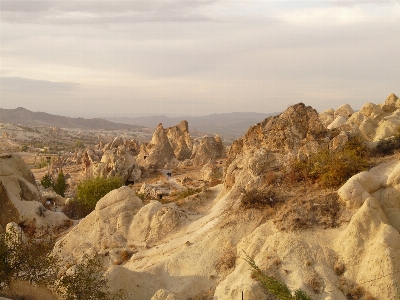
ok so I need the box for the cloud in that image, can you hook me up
[0,0,218,24]
[0,77,79,93]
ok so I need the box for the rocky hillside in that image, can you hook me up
[0,107,143,130]
[4,94,400,299]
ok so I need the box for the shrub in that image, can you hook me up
[21,145,28,152]
[76,176,123,213]
[41,173,54,189]
[289,136,369,187]
[0,228,58,292]
[372,129,400,156]
[245,254,312,300]
[55,255,124,300]
[241,189,277,209]
[54,171,67,197]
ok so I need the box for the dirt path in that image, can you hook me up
[161,169,184,191]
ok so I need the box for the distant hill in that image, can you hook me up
[0,107,144,130]
[107,112,278,137]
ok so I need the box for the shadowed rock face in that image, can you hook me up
[0,154,70,235]
[0,181,19,229]
[224,103,327,190]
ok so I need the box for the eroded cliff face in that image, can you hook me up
[224,103,327,190]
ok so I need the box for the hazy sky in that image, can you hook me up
[1,0,400,117]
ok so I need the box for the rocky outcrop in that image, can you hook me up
[321,93,400,142]
[136,124,178,169]
[0,154,70,235]
[166,120,193,160]
[191,135,225,167]
[224,103,327,190]
[90,147,141,182]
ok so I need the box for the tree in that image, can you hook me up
[76,176,123,213]
[54,171,67,197]
[41,173,54,189]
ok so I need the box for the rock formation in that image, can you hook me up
[136,124,179,169]
[191,134,225,167]
[166,120,193,160]
[224,103,327,190]
[0,154,70,236]
[321,93,400,142]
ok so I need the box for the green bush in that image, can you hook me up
[290,136,369,187]
[76,177,123,213]
[41,171,66,197]
[21,144,28,152]
[41,173,54,189]
[54,171,67,197]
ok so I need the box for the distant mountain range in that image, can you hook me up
[107,112,278,136]
[0,107,144,130]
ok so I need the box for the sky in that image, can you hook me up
[1,0,400,118]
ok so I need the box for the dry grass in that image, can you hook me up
[214,250,236,273]
[339,278,376,300]
[273,192,342,231]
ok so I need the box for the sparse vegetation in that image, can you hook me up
[245,254,312,300]
[241,189,278,209]
[288,136,369,187]
[176,188,202,199]
[274,192,341,231]
[76,176,123,213]
[372,128,400,156]
[0,227,58,294]
[55,255,124,300]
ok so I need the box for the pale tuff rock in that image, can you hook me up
[329,131,349,152]
[54,186,187,262]
[224,103,327,190]
[90,147,141,182]
[0,154,70,235]
[319,108,335,127]
[166,120,193,160]
[151,289,179,300]
[327,115,348,129]
[334,104,354,118]
[137,123,179,169]
[324,93,400,142]
[139,183,170,198]
[336,197,400,300]
[191,134,226,167]
[200,162,221,181]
